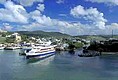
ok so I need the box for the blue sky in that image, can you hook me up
[0,0,118,35]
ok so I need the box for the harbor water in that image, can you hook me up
[0,50,118,80]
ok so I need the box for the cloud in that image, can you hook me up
[2,23,13,31]
[37,4,45,12]
[0,0,44,6]
[0,1,117,35]
[107,23,118,30]
[29,9,83,33]
[59,14,67,17]
[0,0,6,4]
[70,5,107,29]
[13,0,44,6]
[0,1,28,23]
[30,10,42,17]
[56,0,64,4]
[15,21,86,35]
[86,0,118,6]
[0,1,109,35]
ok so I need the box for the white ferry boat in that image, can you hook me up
[21,43,34,50]
[26,45,56,59]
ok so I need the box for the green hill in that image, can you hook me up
[0,37,6,43]
[16,30,71,38]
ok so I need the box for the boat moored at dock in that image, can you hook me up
[4,46,21,50]
[0,44,5,50]
[4,44,21,50]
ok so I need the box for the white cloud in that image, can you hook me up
[59,14,67,17]
[13,0,44,6]
[0,0,6,4]
[107,23,118,30]
[15,21,86,35]
[0,1,117,35]
[70,5,107,29]
[0,1,28,23]
[0,1,103,35]
[0,0,44,6]
[0,0,45,6]
[37,4,45,12]
[30,10,42,16]
[2,23,13,31]
[86,0,118,6]
[56,0,64,4]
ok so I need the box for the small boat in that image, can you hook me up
[26,45,56,59]
[0,47,4,50]
[0,44,5,50]
[4,46,20,50]
[78,50,100,57]
[4,44,21,50]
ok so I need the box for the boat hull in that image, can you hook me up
[26,51,55,59]
[4,47,20,50]
[0,47,5,50]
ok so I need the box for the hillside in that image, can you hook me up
[16,30,71,38]
[74,35,118,41]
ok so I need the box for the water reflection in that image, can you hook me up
[68,50,75,55]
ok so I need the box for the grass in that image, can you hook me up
[0,37,6,43]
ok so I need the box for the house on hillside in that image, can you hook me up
[12,33,22,43]
[6,33,22,43]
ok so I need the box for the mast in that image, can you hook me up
[112,29,113,38]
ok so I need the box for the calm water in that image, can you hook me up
[0,50,118,80]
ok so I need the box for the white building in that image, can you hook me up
[6,33,22,43]
[12,33,22,43]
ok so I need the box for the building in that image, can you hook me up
[11,33,22,43]
[6,33,22,43]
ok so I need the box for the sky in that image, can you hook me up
[0,0,118,35]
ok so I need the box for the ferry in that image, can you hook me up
[21,43,34,50]
[26,45,56,59]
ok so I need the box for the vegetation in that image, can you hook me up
[21,35,29,42]
[75,35,118,40]
[0,37,6,43]
[86,36,106,41]
[16,30,71,38]
[67,41,83,50]
[6,37,15,43]
[73,42,83,48]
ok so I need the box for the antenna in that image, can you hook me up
[112,29,113,38]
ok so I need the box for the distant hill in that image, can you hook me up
[74,35,118,40]
[16,30,71,38]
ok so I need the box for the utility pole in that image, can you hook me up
[112,30,113,38]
